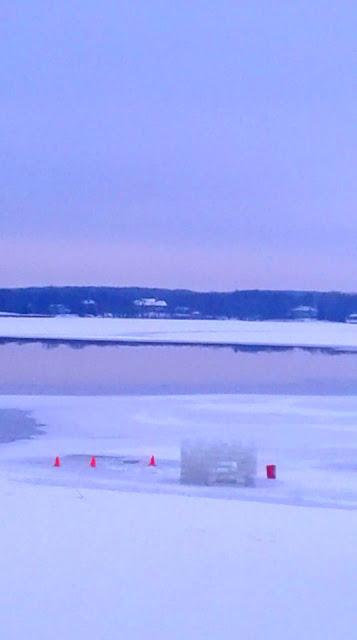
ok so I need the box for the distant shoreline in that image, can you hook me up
[1,286,357,323]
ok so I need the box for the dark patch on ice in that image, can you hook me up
[63,454,178,470]
[1,336,357,355]
[0,409,44,443]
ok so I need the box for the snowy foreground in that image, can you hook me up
[0,393,357,639]
[1,315,357,350]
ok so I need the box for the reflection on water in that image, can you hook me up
[1,342,357,395]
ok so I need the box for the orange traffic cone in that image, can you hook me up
[53,456,61,467]
[90,456,97,468]
[148,455,156,467]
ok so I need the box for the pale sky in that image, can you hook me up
[1,1,357,290]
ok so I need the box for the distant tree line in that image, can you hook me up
[0,286,356,322]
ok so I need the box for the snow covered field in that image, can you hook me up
[1,393,357,638]
[1,315,357,350]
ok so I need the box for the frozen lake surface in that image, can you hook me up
[2,393,357,510]
[1,316,357,350]
[0,390,357,639]
[1,332,357,639]
[0,393,357,639]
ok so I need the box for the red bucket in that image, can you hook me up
[266,464,276,479]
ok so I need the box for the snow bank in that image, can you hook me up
[0,478,356,640]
